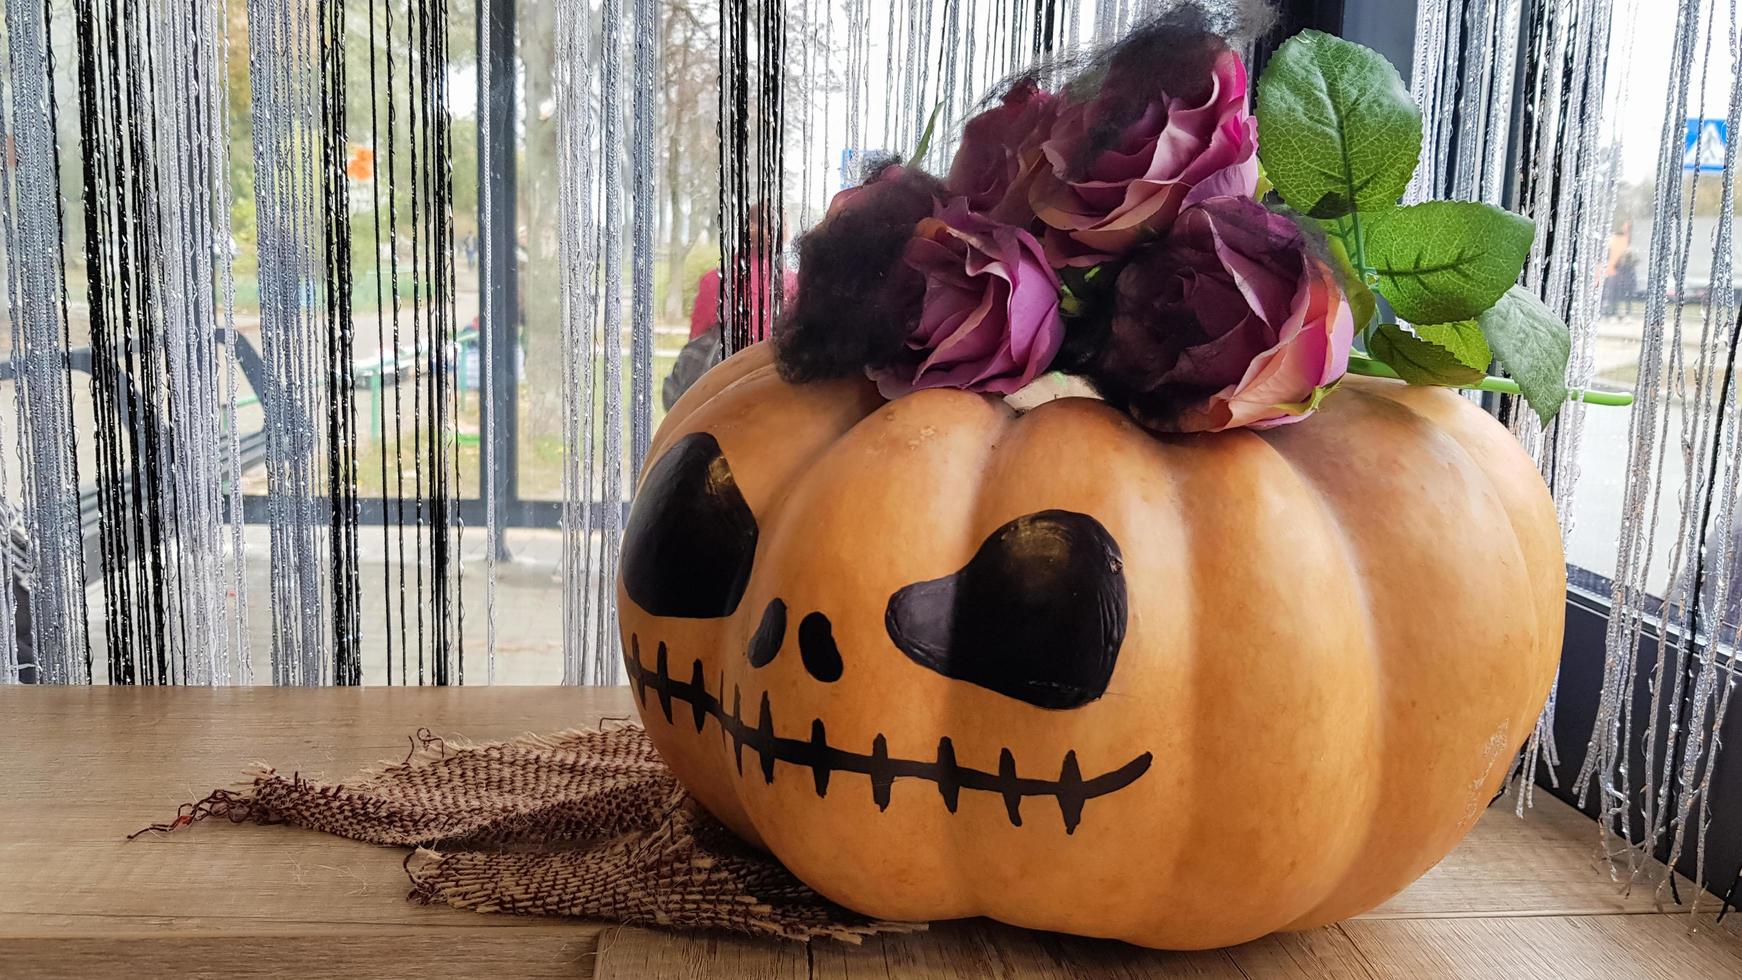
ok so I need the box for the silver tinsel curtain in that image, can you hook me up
[1415,0,1742,916]
[0,0,1156,689]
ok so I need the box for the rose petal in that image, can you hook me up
[1033,49,1258,259]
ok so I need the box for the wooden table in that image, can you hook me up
[4,687,1741,979]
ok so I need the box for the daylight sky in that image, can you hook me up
[1610,0,1738,185]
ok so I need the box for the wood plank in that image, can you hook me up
[810,920,1243,979]
[0,687,632,935]
[808,920,1377,979]
[0,927,601,980]
[593,925,807,980]
[1226,928,1379,979]
[1340,914,1742,979]
[2,687,1734,979]
[1361,793,1705,919]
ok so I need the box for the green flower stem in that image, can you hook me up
[1346,211,1370,276]
[1332,214,1378,346]
[1346,353,1635,407]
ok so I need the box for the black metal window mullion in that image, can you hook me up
[479,0,520,551]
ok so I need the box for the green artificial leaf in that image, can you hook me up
[910,102,945,168]
[1478,286,1571,425]
[1416,320,1492,371]
[1364,201,1535,324]
[1325,234,1377,334]
[1255,158,1275,200]
[1368,322,1488,387]
[1256,30,1422,219]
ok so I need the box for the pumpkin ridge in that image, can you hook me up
[1254,391,1391,931]
[1276,385,1545,928]
[1364,384,1561,825]
[1378,388,1551,879]
[1369,384,1557,673]
[1356,383,1557,727]
[948,396,1199,935]
[1143,417,1377,943]
[1275,389,1436,929]
[655,345,782,456]
[884,388,1017,917]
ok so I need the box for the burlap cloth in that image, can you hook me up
[136,723,922,942]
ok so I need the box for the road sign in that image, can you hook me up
[839,147,891,193]
[1685,118,1728,173]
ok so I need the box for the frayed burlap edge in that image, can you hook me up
[134,724,924,943]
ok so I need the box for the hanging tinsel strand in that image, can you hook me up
[366,0,397,685]
[719,0,751,354]
[423,0,461,684]
[249,0,328,685]
[589,0,627,686]
[383,0,413,685]
[319,0,361,684]
[1,0,90,684]
[557,0,601,686]
[407,0,430,686]
[478,0,498,683]
[74,0,184,684]
[630,0,657,484]
[762,0,786,329]
[557,0,581,685]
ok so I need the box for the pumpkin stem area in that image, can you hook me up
[1005,373,1104,413]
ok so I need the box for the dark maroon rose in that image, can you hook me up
[945,81,1061,225]
[1095,196,1353,432]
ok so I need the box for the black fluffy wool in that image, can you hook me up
[774,167,946,383]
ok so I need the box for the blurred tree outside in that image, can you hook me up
[36,0,836,495]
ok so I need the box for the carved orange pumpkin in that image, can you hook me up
[616,342,1563,950]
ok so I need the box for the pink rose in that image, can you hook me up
[870,200,1064,399]
[1031,48,1258,267]
[945,81,1060,225]
[1099,196,1353,433]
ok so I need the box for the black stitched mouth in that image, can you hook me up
[626,634,1153,834]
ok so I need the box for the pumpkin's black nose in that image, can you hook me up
[884,510,1127,709]
[622,432,759,618]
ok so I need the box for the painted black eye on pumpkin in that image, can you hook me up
[621,432,759,619]
[746,598,786,667]
[884,510,1127,709]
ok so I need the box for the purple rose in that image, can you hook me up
[1031,48,1258,267]
[869,200,1064,399]
[945,81,1060,225]
[1097,196,1354,433]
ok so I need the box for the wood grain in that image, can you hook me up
[3,687,1738,979]
[595,926,808,980]
[0,928,601,980]
[808,921,1244,979]
[1360,788,1705,920]
[1340,914,1742,979]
